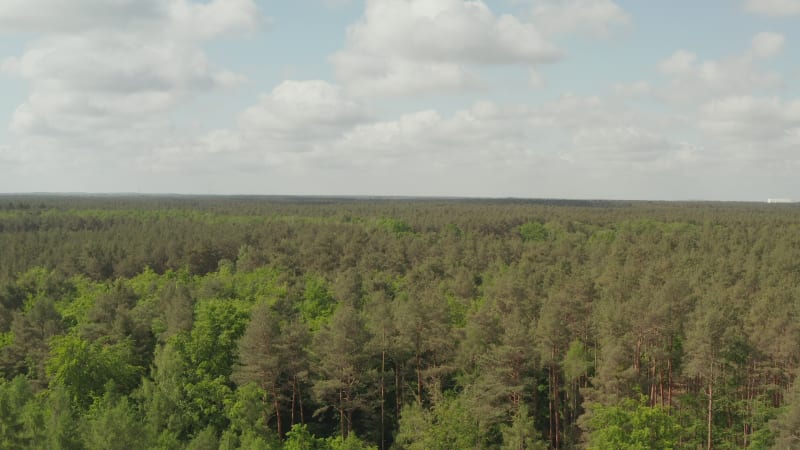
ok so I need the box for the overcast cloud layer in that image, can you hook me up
[1,0,799,200]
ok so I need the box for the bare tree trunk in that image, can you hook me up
[396,363,402,418]
[635,338,641,375]
[416,351,423,404]
[548,364,554,447]
[744,364,751,447]
[381,348,386,450]
[262,388,271,438]
[291,378,296,427]
[339,389,345,439]
[668,358,673,411]
[347,410,354,438]
[707,377,713,450]
[554,363,561,450]
[298,379,305,425]
[274,389,283,439]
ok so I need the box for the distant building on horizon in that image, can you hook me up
[767,198,793,203]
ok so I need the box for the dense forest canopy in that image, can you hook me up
[1,194,800,449]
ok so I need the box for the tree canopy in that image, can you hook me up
[1,195,799,448]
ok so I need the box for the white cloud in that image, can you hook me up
[322,0,354,6]
[529,69,546,88]
[238,80,368,143]
[331,54,479,97]
[0,0,260,37]
[744,0,800,16]
[331,0,560,96]
[530,95,689,167]
[748,32,785,59]
[0,145,14,165]
[690,95,800,172]
[699,96,800,142]
[645,34,800,172]
[2,0,262,154]
[311,96,687,171]
[0,57,19,75]
[656,34,785,104]
[570,127,674,163]
[530,0,630,37]
[139,90,688,177]
[141,80,370,173]
[8,33,239,137]
[167,0,262,40]
[658,50,697,76]
[0,0,160,33]
[613,81,652,97]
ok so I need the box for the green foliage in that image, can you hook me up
[283,425,377,450]
[588,228,615,244]
[562,339,593,382]
[46,335,141,409]
[187,425,220,450]
[58,275,102,328]
[519,222,549,242]
[376,218,411,234]
[501,404,548,450]
[586,395,681,450]
[300,275,336,331]
[325,433,378,450]
[772,379,800,449]
[0,332,11,349]
[313,303,374,439]
[82,388,148,450]
[224,383,269,437]
[185,298,250,380]
[395,393,481,450]
[284,424,325,450]
[40,385,83,449]
[3,196,800,448]
[0,376,36,448]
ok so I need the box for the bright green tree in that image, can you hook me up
[395,392,481,450]
[586,395,680,450]
[46,334,140,409]
[81,387,148,450]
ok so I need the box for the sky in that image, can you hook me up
[1,0,799,200]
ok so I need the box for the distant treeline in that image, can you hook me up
[1,195,799,449]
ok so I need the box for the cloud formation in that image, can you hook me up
[698,96,800,167]
[330,0,560,96]
[744,0,800,16]
[0,0,259,37]
[530,0,630,36]
[656,33,785,104]
[239,80,368,144]
[0,1,798,199]
[638,32,800,171]
[1,0,260,155]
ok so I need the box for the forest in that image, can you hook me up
[1,194,799,449]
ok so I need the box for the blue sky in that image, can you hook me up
[1,0,799,200]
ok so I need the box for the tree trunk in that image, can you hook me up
[554,364,561,450]
[548,364,554,447]
[380,348,386,450]
[668,358,673,410]
[274,390,283,439]
[347,409,354,438]
[291,379,296,427]
[416,351,423,404]
[339,389,345,439]
[396,362,402,418]
[707,377,713,450]
[635,338,641,375]
[298,379,305,425]
[262,389,271,438]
